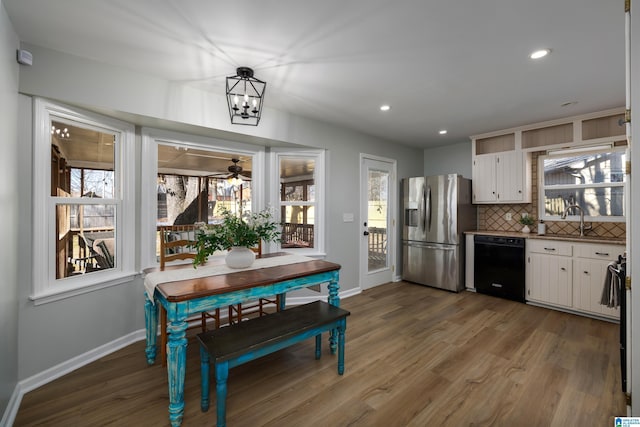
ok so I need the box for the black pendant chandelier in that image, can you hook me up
[226,67,266,126]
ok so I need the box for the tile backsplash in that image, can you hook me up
[476,151,626,239]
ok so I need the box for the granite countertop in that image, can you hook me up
[465,230,626,245]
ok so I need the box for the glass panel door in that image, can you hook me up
[360,156,396,290]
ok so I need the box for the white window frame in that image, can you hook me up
[538,145,627,223]
[31,99,136,304]
[140,128,265,269]
[269,149,325,257]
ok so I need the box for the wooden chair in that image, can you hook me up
[227,241,282,324]
[158,225,221,366]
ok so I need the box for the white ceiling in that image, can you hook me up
[4,0,625,148]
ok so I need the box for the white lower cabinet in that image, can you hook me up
[527,239,623,320]
[527,240,573,308]
[465,234,474,290]
[573,245,621,319]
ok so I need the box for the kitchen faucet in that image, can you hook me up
[561,204,592,237]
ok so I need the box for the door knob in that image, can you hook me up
[363,231,369,236]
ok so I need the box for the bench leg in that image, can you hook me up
[329,328,339,355]
[315,334,322,359]
[215,361,230,427]
[200,347,210,412]
[338,319,346,375]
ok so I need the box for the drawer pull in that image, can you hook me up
[584,271,589,274]
[561,267,566,271]
[595,252,609,256]
[544,247,556,251]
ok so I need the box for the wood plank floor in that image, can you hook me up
[15,282,626,426]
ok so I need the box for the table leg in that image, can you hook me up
[144,293,158,365]
[167,316,188,427]
[328,273,340,354]
[327,272,340,307]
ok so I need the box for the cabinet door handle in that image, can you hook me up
[560,267,566,271]
[544,247,556,251]
[595,252,609,256]
[583,271,589,274]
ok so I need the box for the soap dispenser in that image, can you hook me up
[537,219,546,235]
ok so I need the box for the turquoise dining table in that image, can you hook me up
[143,253,341,427]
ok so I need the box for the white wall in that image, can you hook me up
[423,141,472,179]
[0,0,20,418]
[14,43,424,380]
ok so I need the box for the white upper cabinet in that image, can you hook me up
[472,154,497,202]
[471,132,531,204]
[472,150,530,203]
[496,151,527,202]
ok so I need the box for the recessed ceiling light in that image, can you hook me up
[439,130,447,135]
[380,105,391,111]
[530,48,551,59]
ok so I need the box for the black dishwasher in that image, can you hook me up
[474,235,526,303]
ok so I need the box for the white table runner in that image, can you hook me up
[144,254,317,303]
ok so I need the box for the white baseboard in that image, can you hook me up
[339,286,362,299]
[1,329,145,427]
[0,386,22,427]
[285,287,361,305]
[1,289,362,426]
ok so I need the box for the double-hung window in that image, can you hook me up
[140,128,264,268]
[539,145,626,221]
[270,150,325,255]
[32,99,136,303]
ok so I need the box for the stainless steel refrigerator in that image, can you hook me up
[402,174,476,292]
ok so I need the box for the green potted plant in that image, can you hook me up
[518,214,535,234]
[193,206,281,268]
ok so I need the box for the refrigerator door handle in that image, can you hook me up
[426,184,432,232]
[405,242,455,251]
[418,182,426,233]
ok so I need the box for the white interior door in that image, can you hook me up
[359,155,396,290]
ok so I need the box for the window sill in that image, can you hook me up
[29,271,139,306]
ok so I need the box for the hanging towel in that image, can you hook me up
[600,261,621,308]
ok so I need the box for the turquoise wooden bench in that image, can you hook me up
[196,301,350,427]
